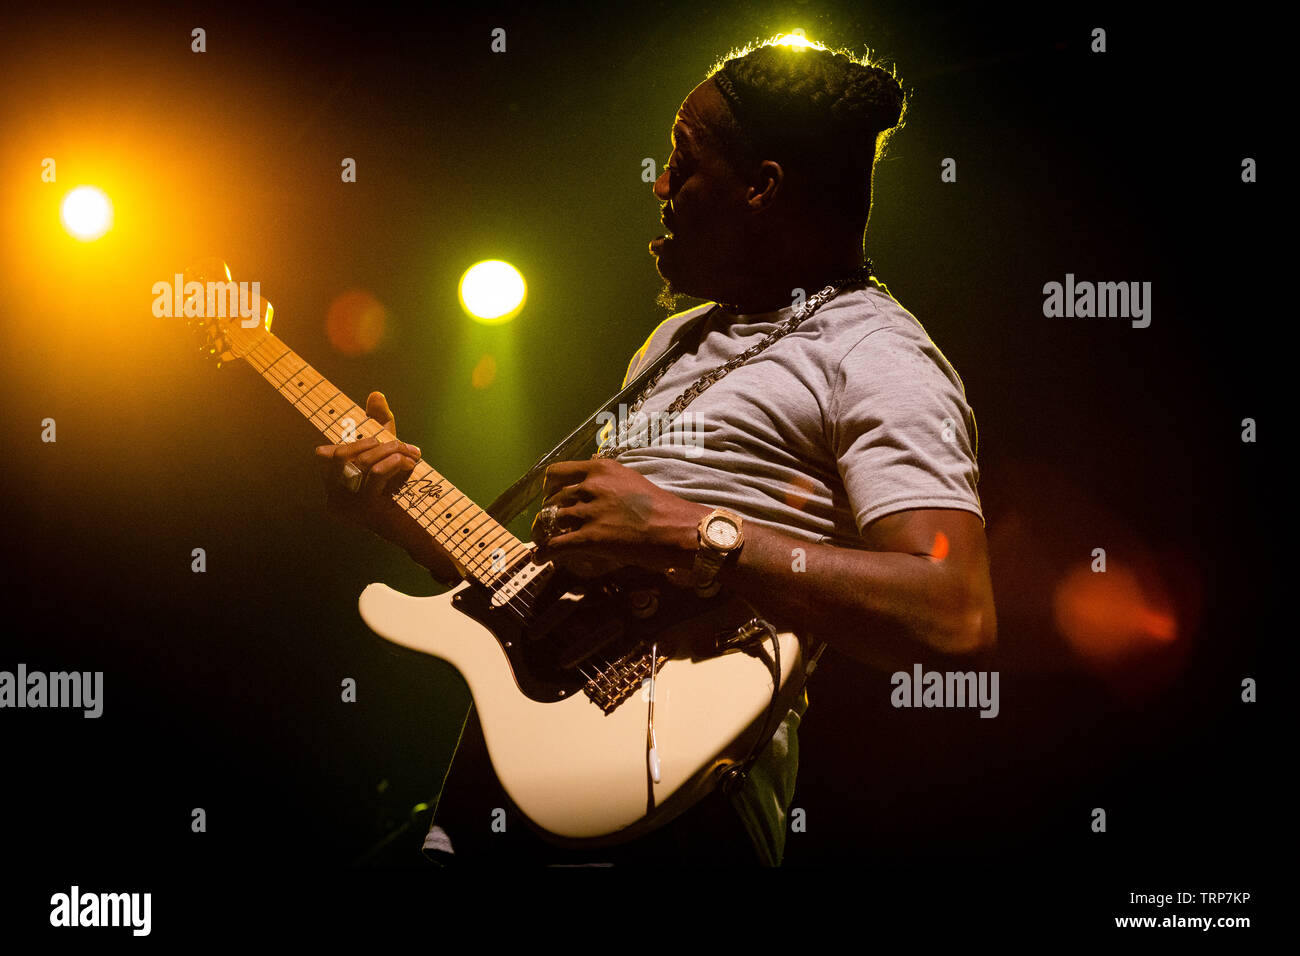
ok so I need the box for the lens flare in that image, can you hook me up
[783,474,817,511]
[471,353,498,389]
[326,289,386,356]
[1053,563,1178,663]
[928,531,950,564]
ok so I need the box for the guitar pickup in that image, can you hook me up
[490,558,555,608]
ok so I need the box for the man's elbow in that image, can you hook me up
[936,591,997,655]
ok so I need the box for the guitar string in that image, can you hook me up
[235,270,864,623]
[237,334,536,623]
[502,272,869,617]
[236,335,709,697]
[237,328,781,770]
[234,335,771,712]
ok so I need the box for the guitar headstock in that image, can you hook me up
[180,257,274,368]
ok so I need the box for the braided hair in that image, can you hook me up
[706,38,907,225]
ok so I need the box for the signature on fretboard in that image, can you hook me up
[393,478,444,509]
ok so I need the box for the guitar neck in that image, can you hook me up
[240,331,530,587]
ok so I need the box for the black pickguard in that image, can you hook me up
[450,565,764,705]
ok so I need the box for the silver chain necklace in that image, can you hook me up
[595,268,873,459]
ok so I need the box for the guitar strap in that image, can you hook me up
[486,305,720,525]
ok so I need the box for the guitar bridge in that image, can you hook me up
[582,646,669,715]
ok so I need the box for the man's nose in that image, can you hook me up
[653,168,671,200]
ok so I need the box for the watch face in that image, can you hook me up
[705,516,739,548]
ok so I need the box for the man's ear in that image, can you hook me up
[746,159,784,210]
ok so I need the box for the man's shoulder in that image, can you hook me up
[816,284,966,380]
[808,283,931,347]
[647,301,716,348]
[621,302,716,387]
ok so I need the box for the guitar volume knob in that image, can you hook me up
[628,587,659,619]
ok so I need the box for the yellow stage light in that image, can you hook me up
[459,260,526,324]
[60,186,113,241]
[774,32,818,50]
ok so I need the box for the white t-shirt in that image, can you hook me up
[605,277,984,864]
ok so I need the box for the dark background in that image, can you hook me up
[0,0,1275,936]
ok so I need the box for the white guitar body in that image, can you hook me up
[359,579,806,845]
[175,261,808,847]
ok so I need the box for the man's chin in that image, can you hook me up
[655,280,684,313]
[653,257,700,312]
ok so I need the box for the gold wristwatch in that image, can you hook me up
[691,509,744,597]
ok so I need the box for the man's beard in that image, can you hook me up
[655,280,685,313]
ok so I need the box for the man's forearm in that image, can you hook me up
[716,522,993,670]
[407,536,467,587]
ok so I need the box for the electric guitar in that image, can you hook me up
[179,260,809,845]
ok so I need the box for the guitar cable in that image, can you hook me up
[645,624,790,796]
[646,641,661,784]
[719,630,828,798]
[720,620,785,797]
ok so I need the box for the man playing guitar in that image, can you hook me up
[315,37,996,866]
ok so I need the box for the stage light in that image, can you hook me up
[60,186,113,241]
[774,32,821,51]
[459,260,526,325]
[774,31,826,52]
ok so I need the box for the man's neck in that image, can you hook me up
[713,228,866,313]
[719,262,864,315]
